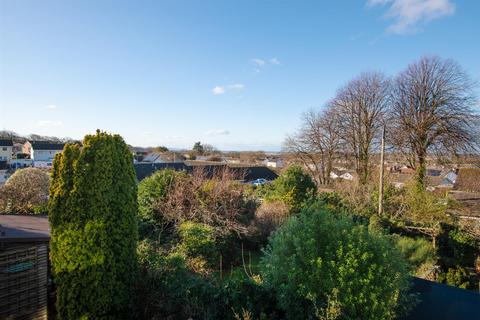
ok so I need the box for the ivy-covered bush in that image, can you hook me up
[261,204,413,320]
[49,131,138,319]
[265,165,317,212]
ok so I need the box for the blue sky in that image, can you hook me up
[1,0,479,150]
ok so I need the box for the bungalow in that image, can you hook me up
[23,141,65,163]
[0,139,13,162]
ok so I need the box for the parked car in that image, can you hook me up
[251,178,268,186]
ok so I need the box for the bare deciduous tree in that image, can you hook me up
[284,105,341,185]
[332,72,391,185]
[390,56,478,188]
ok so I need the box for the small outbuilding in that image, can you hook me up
[0,215,50,319]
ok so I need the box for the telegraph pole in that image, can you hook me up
[378,125,385,215]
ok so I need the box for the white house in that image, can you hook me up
[0,139,13,162]
[24,141,65,162]
[264,159,284,169]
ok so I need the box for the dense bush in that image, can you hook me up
[438,267,470,289]
[137,169,178,238]
[221,270,282,320]
[138,167,255,237]
[394,235,436,276]
[249,201,290,245]
[0,167,50,214]
[261,204,412,320]
[265,165,316,212]
[49,131,138,319]
[136,239,221,319]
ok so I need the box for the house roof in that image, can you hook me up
[0,215,50,243]
[455,168,480,193]
[0,139,13,147]
[29,141,65,151]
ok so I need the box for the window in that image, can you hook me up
[1,147,7,151]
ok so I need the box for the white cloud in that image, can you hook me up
[212,86,226,95]
[251,58,265,66]
[212,84,244,95]
[45,104,57,110]
[367,0,455,34]
[37,120,63,127]
[228,83,245,90]
[269,57,280,65]
[205,129,230,137]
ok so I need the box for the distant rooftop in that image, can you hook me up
[0,139,13,147]
[0,215,50,243]
[29,141,65,151]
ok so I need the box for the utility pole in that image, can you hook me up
[378,125,385,215]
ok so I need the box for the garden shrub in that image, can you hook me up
[136,239,221,319]
[265,165,317,212]
[438,267,470,289]
[221,270,282,320]
[49,131,138,319]
[261,203,413,320]
[0,167,50,214]
[250,201,290,244]
[137,169,179,238]
[394,235,436,275]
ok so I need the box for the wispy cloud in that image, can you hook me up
[367,0,455,34]
[205,129,230,137]
[228,83,245,90]
[37,120,63,127]
[269,57,280,65]
[212,83,244,95]
[45,104,57,110]
[212,86,226,95]
[251,57,281,72]
[251,58,265,66]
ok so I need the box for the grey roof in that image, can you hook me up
[0,139,13,147]
[0,215,50,243]
[30,141,65,151]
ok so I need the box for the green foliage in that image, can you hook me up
[193,141,204,154]
[137,169,178,237]
[443,228,478,268]
[394,236,436,272]
[438,267,470,289]
[221,271,282,320]
[136,239,221,319]
[49,131,138,320]
[265,165,317,212]
[177,221,218,264]
[261,204,412,320]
